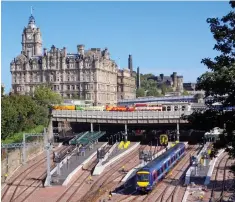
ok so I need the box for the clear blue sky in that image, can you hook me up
[1,1,232,93]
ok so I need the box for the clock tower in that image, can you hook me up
[22,13,42,57]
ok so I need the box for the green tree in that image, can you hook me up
[34,85,63,106]
[1,84,4,97]
[1,94,48,140]
[146,88,160,97]
[161,84,167,95]
[136,88,145,97]
[185,2,235,169]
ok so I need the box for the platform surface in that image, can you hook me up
[51,142,104,185]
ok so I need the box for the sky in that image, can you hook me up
[1,1,233,93]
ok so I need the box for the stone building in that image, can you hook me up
[117,55,136,100]
[148,72,184,93]
[10,13,136,105]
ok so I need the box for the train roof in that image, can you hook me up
[140,143,185,172]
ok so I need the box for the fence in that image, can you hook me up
[1,138,44,184]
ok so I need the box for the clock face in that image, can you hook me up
[26,34,32,40]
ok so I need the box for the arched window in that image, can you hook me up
[167,106,171,111]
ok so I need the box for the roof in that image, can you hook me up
[141,143,185,171]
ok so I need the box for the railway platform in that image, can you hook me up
[93,142,140,175]
[50,142,107,186]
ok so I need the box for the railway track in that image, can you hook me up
[54,157,98,202]
[117,145,199,202]
[210,153,231,202]
[1,145,70,202]
[77,144,148,202]
[148,145,199,202]
[95,145,164,202]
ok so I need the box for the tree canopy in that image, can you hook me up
[1,85,63,142]
[136,88,145,97]
[34,85,63,107]
[185,2,235,167]
[136,74,173,97]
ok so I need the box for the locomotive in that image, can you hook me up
[136,143,186,192]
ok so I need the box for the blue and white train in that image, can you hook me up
[136,143,186,192]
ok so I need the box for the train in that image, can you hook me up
[136,143,186,192]
[52,103,191,112]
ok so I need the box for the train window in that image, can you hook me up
[164,163,167,170]
[157,169,161,176]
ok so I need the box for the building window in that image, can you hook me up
[67,76,70,81]
[76,85,79,90]
[167,106,171,111]
[67,85,70,90]
[54,85,56,91]
[57,85,60,90]
[72,85,75,90]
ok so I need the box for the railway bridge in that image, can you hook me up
[52,110,193,136]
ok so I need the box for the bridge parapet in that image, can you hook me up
[52,110,192,124]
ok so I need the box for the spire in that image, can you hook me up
[28,6,36,28]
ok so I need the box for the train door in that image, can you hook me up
[153,170,158,184]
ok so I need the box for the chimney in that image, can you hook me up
[128,54,133,74]
[77,45,85,55]
[63,47,67,56]
[43,48,47,56]
[137,67,141,89]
